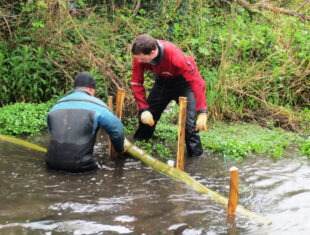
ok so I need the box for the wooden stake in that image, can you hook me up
[109,89,125,157]
[176,97,187,171]
[227,214,237,235]
[115,89,125,120]
[228,166,239,214]
[108,96,113,111]
[108,90,125,157]
[108,96,115,156]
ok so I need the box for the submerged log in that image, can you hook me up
[0,134,271,225]
[0,134,47,153]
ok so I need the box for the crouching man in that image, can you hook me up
[45,72,124,173]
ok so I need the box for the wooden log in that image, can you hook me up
[0,134,272,225]
[0,134,47,153]
[177,97,187,171]
[108,96,114,156]
[228,166,239,214]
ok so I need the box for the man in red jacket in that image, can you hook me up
[131,34,207,157]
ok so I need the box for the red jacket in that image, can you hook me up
[131,40,207,113]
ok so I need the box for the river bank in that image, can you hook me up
[1,101,309,161]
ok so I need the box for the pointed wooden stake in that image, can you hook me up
[177,97,187,171]
[228,166,239,214]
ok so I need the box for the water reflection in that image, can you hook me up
[0,132,310,234]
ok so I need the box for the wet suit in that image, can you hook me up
[131,40,207,157]
[45,88,124,173]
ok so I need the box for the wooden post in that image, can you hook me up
[227,166,239,214]
[115,89,126,120]
[227,214,237,235]
[108,89,125,157]
[108,96,113,111]
[108,96,115,156]
[176,97,187,171]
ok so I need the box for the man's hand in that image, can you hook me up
[141,111,155,127]
[196,113,208,132]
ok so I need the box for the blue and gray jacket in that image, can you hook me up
[45,88,124,172]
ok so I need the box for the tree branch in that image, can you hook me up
[236,0,310,21]
[44,55,74,83]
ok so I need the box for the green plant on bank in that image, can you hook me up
[134,140,174,160]
[200,121,302,159]
[0,100,308,160]
[300,137,310,159]
[0,99,56,136]
[123,117,138,135]
[124,104,178,160]
[0,44,63,106]
[124,105,307,160]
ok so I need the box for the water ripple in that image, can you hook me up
[0,220,133,234]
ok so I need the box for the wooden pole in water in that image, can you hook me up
[228,166,239,214]
[108,96,114,156]
[177,97,187,171]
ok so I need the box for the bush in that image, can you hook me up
[0,44,63,106]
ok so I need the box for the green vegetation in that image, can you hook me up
[200,122,299,160]
[0,100,309,159]
[0,44,62,105]
[0,99,56,136]
[0,1,309,159]
[130,103,310,160]
[300,137,310,158]
[1,1,309,128]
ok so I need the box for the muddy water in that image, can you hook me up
[0,132,309,234]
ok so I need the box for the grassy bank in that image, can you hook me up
[0,101,309,160]
[132,103,310,160]
[0,100,309,160]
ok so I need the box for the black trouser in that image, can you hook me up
[134,76,203,157]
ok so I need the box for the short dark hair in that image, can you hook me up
[74,72,96,89]
[131,34,157,55]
